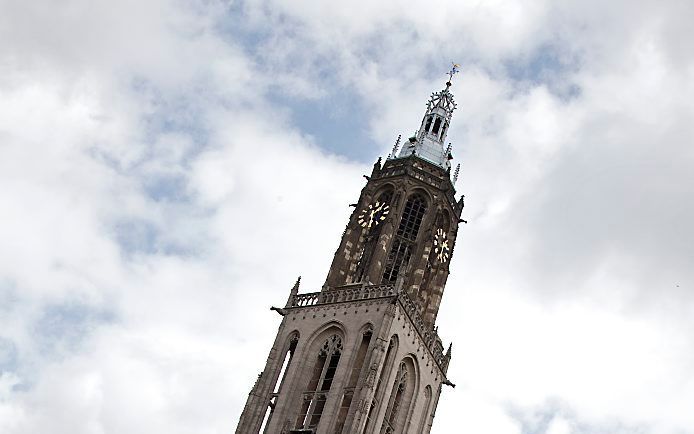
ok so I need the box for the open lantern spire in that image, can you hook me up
[397,63,460,169]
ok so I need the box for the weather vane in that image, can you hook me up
[447,62,461,83]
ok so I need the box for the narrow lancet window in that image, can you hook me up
[439,120,449,140]
[380,362,409,434]
[417,386,433,433]
[333,329,372,433]
[362,337,398,434]
[261,334,298,433]
[432,117,442,135]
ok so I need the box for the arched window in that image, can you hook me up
[295,334,343,430]
[424,116,433,132]
[432,117,442,135]
[380,362,409,434]
[439,120,449,140]
[354,190,392,283]
[382,194,427,283]
[261,333,298,433]
[333,328,373,433]
[417,386,433,433]
[362,336,398,434]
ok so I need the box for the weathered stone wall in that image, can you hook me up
[236,285,449,434]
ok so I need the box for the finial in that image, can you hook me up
[445,342,453,358]
[285,276,301,308]
[446,62,460,87]
[371,157,382,177]
[453,163,461,184]
[389,135,401,159]
[291,276,301,295]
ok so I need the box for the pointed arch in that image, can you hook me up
[439,120,449,140]
[424,115,433,132]
[362,334,399,434]
[292,324,346,431]
[416,385,433,433]
[379,356,418,434]
[382,193,428,284]
[333,323,374,433]
[431,117,442,135]
[260,331,300,434]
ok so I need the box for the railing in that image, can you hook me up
[288,284,397,307]
[287,284,449,372]
[397,289,447,368]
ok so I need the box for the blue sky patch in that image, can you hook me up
[33,302,114,358]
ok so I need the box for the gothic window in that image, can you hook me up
[432,117,442,135]
[362,336,398,434]
[424,115,433,132]
[417,386,433,433]
[439,120,449,140]
[380,362,409,434]
[382,194,427,283]
[261,333,298,434]
[354,190,392,283]
[397,194,427,241]
[275,334,299,394]
[333,328,373,434]
[295,334,343,430]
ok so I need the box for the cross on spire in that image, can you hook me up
[447,62,460,85]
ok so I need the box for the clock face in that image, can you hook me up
[433,228,450,263]
[357,200,390,229]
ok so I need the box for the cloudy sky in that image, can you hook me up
[1,0,693,433]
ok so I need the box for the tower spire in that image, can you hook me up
[236,74,466,434]
[396,64,459,170]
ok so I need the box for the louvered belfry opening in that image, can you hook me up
[382,194,428,283]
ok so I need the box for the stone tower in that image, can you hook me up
[235,74,465,434]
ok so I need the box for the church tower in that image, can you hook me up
[235,68,465,434]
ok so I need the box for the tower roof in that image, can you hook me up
[396,64,460,170]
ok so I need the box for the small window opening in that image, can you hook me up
[432,117,442,135]
[439,121,448,140]
[424,116,433,132]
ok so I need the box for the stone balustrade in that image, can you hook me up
[286,284,448,372]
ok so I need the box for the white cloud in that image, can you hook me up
[546,416,572,434]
